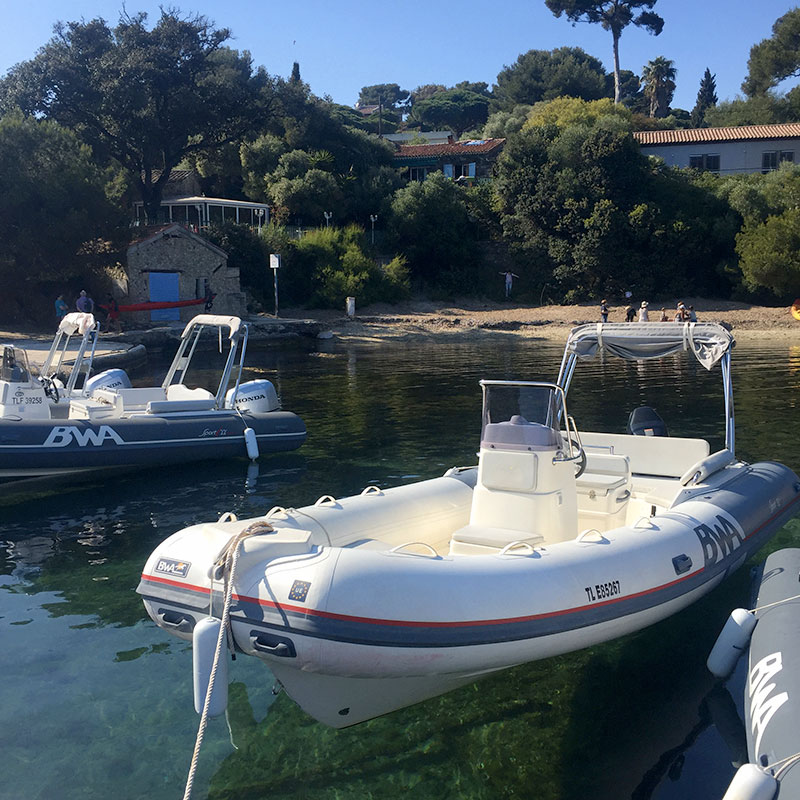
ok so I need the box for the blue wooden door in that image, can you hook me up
[149,272,180,321]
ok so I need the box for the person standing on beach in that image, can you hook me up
[55,295,68,320]
[500,270,519,298]
[600,299,609,323]
[638,301,649,322]
[688,305,697,322]
[625,305,636,322]
[76,290,94,314]
[660,308,668,321]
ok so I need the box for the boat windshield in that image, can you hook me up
[1,346,32,384]
[480,381,563,436]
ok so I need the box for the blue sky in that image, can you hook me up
[2,1,799,113]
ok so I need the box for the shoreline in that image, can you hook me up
[286,299,800,345]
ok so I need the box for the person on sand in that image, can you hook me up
[76,289,94,314]
[54,295,68,320]
[104,293,122,333]
[660,308,668,322]
[600,299,609,323]
[500,270,519,298]
[674,301,687,322]
[625,305,636,322]
[688,305,697,322]
[638,301,649,322]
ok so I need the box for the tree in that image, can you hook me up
[493,47,608,110]
[523,96,631,130]
[544,0,664,104]
[388,172,480,290]
[641,56,676,118]
[0,111,123,291]
[411,88,490,136]
[690,68,718,127]
[0,10,270,223]
[357,83,409,110]
[743,9,800,96]
[737,210,800,296]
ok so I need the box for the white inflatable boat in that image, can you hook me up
[139,323,800,728]
[0,314,305,478]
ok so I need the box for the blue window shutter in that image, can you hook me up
[443,163,454,178]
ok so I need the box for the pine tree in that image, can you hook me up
[691,68,718,127]
[290,61,301,83]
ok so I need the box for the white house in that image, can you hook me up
[634,123,800,175]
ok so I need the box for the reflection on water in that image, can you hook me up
[1,336,799,800]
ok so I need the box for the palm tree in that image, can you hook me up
[642,56,676,118]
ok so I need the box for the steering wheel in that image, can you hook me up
[571,439,587,478]
[42,376,60,403]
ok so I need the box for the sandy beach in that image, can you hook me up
[282,297,800,344]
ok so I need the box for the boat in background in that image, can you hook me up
[0,314,305,479]
[139,323,800,728]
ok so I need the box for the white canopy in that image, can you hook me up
[565,322,734,370]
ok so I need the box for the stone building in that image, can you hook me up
[124,224,245,325]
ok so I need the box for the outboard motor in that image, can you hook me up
[225,379,280,413]
[85,368,132,394]
[627,406,668,437]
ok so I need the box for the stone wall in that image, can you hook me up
[125,225,245,325]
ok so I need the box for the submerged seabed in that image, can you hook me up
[2,338,800,800]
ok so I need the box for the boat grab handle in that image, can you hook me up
[217,511,238,523]
[634,517,657,529]
[360,485,384,496]
[266,506,288,518]
[315,495,338,506]
[389,542,439,558]
[499,541,537,556]
[576,529,608,543]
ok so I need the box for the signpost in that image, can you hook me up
[270,253,281,317]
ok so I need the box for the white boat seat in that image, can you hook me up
[451,524,544,549]
[576,473,627,493]
[146,398,217,414]
[575,453,631,496]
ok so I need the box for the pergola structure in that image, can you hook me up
[133,196,269,229]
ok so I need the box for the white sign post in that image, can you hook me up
[269,253,281,317]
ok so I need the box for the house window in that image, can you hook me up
[408,167,428,182]
[443,162,477,180]
[763,151,778,172]
[689,154,720,173]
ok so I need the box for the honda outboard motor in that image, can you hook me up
[225,380,280,413]
[85,369,132,394]
[627,406,668,437]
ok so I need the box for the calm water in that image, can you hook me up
[2,334,800,800]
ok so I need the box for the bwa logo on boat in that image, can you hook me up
[43,425,124,448]
[154,558,191,578]
[749,651,789,755]
[693,513,745,568]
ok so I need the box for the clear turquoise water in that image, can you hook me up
[1,335,799,800]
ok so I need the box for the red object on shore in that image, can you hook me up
[113,298,211,313]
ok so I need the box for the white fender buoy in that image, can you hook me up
[722,764,778,800]
[707,608,758,679]
[193,617,228,717]
[243,427,259,461]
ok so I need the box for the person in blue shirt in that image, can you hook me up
[55,295,68,320]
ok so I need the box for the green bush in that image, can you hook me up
[270,225,410,309]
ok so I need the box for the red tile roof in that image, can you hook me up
[393,138,506,159]
[634,123,800,146]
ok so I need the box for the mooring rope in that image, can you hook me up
[182,520,272,800]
